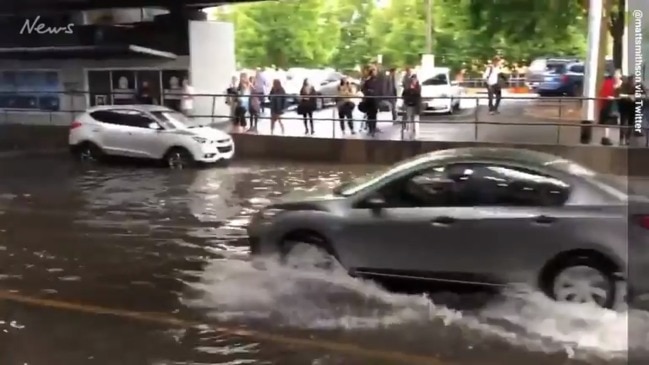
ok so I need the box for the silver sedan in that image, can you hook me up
[247,147,648,308]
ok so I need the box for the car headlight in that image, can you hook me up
[192,136,207,144]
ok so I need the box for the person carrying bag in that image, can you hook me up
[336,79,356,134]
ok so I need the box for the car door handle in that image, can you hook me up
[431,216,456,225]
[533,215,557,224]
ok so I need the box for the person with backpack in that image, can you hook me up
[482,56,504,114]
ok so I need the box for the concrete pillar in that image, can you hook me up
[188,21,236,125]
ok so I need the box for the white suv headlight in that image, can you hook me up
[192,136,207,144]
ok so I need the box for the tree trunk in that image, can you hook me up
[612,34,623,70]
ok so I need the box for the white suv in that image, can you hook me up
[69,105,234,168]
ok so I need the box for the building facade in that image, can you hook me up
[0,6,235,125]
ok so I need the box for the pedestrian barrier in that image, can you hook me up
[0,91,647,147]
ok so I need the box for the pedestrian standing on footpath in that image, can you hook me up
[360,65,381,137]
[297,78,317,135]
[232,77,252,133]
[337,78,356,134]
[483,56,503,115]
[597,70,622,146]
[401,74,422,140]
[247,76,262,132]
[268,79,287,135]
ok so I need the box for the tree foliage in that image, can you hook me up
[213,0,589,73]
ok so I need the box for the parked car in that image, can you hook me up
[527,56,616,95]
[417,67,463,114]
[247,147,647,308]
[536,62,585,96]
[69,105,234,168]
[526,57,581,91]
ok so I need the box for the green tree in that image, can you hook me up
[215,0,588,73]
[330,0,376,71]
[216,0,341,68]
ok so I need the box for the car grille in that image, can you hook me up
[217,145,232,153]
[217,139,230,143]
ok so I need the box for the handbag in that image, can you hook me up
[357,100,368,113]
[297,102,306,115]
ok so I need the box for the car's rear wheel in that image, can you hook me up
[279,231,337,270]
[544,256,617,308]
[74,142,102,162]
[164,147,194,169]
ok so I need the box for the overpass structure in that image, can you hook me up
[0,0,259,124]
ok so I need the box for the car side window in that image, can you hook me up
[569,65,584,73]
[89,110,123,125]
[113,110,155,128]
[374,163,571,208]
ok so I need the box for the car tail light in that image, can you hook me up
[70,121,82,129]
[636,215,649,229]
[560,75,569,84]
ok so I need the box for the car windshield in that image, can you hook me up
[333,155,431,196]
[421,73,448,86]
[151,110,203,129]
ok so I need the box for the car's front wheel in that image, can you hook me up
[279,231,337,271]
[164,147,194,169]
[545,257,618,308]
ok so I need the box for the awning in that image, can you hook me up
[0,44,177,59]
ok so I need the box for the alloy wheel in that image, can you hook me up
[552,265,612,306]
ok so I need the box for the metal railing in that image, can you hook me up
[0,91,647,146]
[456,77,527,89]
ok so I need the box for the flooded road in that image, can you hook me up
[0,155,644,365]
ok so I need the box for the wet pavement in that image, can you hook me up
[0,155,645,365]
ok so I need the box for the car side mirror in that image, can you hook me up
[365,196,385,214]
[148,122,161,130]
[450,81,459,86]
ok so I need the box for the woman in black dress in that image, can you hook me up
[298,78,318,134]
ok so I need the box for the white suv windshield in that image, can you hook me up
[151,110,202,129]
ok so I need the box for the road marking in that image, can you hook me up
[0,290,447,365]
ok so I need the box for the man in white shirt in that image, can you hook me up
[482,56,503,114]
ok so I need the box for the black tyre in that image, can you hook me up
[73,142,103,163]
[543,256,618,308]
[279,231,337,270]
[164,147,194,169]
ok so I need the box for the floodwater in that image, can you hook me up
[0,154,646,365]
